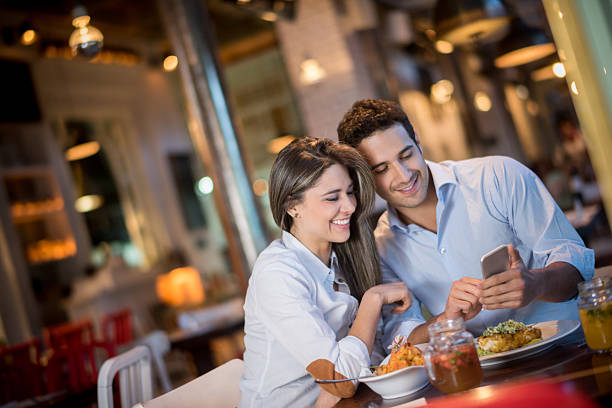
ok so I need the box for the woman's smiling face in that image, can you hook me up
[289,163,357,255]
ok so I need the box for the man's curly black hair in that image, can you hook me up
[337,99,416,148]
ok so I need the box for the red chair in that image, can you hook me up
[0,338,46,404]
[102,308,133,349]
[43,319,115,392]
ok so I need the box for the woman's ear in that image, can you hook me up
[285,199,299,219]
[287,206,298,219]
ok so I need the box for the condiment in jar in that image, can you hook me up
[578,277,612,352]
[424,317,482,394]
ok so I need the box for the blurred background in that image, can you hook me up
[0,0,611,403]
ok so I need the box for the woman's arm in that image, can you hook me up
[348,282,411,354]
[252,267,410,398]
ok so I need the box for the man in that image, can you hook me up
[337,99,594,347]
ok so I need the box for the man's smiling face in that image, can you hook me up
[356,123,430,210]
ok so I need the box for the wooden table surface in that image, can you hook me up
[337,330,612,407]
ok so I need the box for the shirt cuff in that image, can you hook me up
[337,335,370,366]
[335,335,370,388]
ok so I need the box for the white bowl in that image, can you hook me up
[359,345,429,399]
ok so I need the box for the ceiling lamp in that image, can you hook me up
[75,194,103,213]
[69,5,104,58]
[494,18,556,68]
[65,140,100,161]
[19,22,38,46]
[433,0,510,46]
[163,55,179,72]
[430,79,454,104]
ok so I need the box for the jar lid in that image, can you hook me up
[428,317,465,337]
[578,277,612,294]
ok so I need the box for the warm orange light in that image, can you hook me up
[267,135,295,154]
[435,40,454,54]
[474,91,492,112]
[21,29,38,45]
[163,55,178,72]
[65,141,100,161]
[253,178,268,196]
[260,12,277,22]
[156,267,205,307]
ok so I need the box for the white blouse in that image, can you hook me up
[239,231,370,408]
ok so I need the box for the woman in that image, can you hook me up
[239,138,410,407]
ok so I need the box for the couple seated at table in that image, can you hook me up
[239,99,595,408]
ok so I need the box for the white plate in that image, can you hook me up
[359,344,429,399]
[478,319,581,367]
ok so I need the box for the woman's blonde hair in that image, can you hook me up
[268,137,380,300]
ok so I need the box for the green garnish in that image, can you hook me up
[476,345,495,356]
[482,320,528,336]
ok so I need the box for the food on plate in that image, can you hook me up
[477,320,542,356]
[376,335,424,375]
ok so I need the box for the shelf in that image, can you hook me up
[11,198,65,223]
[12,209,64,224]
[26,237,77,265]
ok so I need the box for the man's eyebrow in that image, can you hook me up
[370,146,413,170]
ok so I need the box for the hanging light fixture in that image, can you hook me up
[68,5,104,58]
[433,0,510,46]
[494,18,556,68]
[19,21,38,46]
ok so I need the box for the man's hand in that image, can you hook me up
[442,277,483,321]
[479,244,541,309]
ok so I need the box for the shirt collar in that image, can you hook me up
[281,230,337,283]
[386,161,457,231]
[426,160,457,196]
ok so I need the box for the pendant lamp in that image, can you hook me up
[434,0,510,46]
[494,18,556,68]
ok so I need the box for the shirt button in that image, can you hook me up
[440,247,447,254]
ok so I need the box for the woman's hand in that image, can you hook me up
[365,282,412,314]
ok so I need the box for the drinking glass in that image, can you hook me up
[578,277,612,352]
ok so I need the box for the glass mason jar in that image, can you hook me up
[424,317,482,394]
[578,277,612,352]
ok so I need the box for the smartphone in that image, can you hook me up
[480,244,510,279]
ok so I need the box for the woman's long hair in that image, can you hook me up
[268,137,380,300]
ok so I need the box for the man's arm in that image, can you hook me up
[479,158,593,309]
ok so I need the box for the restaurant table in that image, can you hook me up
[337,329,612,407]
[168,316,244,375]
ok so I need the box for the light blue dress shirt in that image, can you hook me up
[239,231,369,408]
[375,156,594,349]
